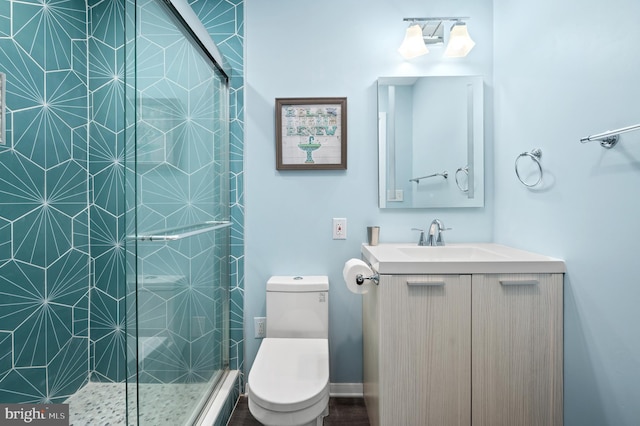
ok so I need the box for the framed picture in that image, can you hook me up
[275,97,347,170]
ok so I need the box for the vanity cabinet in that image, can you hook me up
[363,272,563,426]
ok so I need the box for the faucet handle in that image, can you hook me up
[411,228,426,246]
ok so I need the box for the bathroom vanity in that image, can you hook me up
[361,243,564,426]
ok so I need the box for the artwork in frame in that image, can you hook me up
[275,97,347,170]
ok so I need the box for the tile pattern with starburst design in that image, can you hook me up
[0,0,244,410]
[0,0,90,404]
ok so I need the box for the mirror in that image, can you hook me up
[377,76,484,208]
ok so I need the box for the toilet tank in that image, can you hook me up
[266,276,329,338]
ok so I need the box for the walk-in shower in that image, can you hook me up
[0,0,234,423]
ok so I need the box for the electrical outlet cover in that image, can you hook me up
[254,317,266,338]
[332,218,347,239]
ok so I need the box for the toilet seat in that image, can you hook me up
[248,337,329,421]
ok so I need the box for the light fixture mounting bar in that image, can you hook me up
[403,17,470,23]
[402,17,470,46]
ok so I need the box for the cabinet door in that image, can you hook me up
[378,274,471,426]
[472,273,563,426]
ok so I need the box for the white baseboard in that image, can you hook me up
[329,383,363,397]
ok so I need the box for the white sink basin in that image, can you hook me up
[361,243,565,274]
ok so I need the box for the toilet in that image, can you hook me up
[248,276,330,426]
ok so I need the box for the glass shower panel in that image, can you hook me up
[125,0,230,424]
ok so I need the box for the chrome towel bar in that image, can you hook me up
[580,123,640,149]
[133,221,232,241]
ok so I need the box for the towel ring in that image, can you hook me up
[515,148,543,187]
[455,166,469,193]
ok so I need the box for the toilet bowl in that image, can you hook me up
[247,276,330,426]
[248,338,329,426]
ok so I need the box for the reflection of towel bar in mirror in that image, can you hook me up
[409,171,448,183]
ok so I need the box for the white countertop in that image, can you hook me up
[361,243,566,274]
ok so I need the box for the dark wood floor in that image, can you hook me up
[228,396,370,426]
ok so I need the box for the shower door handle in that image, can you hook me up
[133,221,232,241]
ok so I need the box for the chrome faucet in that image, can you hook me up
[412,220,450,246]
[425,219,449,246]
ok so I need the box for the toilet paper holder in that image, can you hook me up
[356,273,379,286]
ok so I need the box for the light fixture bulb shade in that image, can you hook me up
[398,24,429,59]
[444,23,475,58]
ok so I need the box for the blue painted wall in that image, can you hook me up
[493,1,640,425]
[244,0,494,384]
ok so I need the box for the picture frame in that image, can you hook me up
[275,97,347,170]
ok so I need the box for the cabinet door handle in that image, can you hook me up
[406,280,446,287]
[499,279,539,286]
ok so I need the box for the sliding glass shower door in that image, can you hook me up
[124,0,230,423]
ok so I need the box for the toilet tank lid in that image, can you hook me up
[267,276,329,292]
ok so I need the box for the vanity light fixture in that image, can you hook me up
[398,24,430,59]
[398,17,475,59]
[444,22,475,57]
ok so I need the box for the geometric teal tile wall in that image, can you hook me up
[130,0,231,391]
[87,0,127,383]
[0,0,241,406]
[87,0,243,385]
[190,0,245,380]
[88,0,243,387]
[0,0,90,403]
